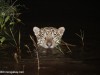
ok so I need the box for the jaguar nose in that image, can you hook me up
[46,42,52,48]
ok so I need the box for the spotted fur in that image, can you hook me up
[33,27,65,48]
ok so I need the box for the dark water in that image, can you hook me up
[0,43,100,75]
[0,58,100,75]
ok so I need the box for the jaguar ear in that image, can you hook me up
[58,27,65,36]
[33,27,40,36]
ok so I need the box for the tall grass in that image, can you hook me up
[0,0,22,63]
[75,29,85,59]
[75,29,84,47]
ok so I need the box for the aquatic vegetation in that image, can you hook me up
[0,0,22,63]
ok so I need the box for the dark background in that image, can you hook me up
[16,0,99,47]
[19,1,99,32]
[19,0,99,39]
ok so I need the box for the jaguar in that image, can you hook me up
[33,26,65,48]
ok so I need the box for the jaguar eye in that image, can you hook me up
[54,34,56,36]
[54,33,57,36]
